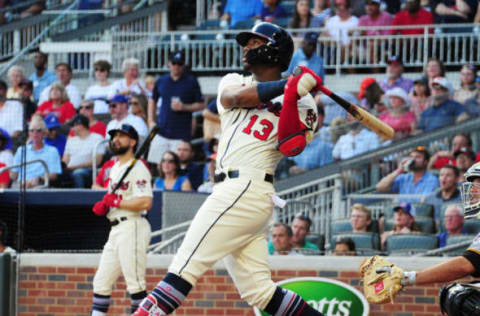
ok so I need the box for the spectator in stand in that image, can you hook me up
[63,114,104,188]
[438,204,467,248]
[286,32,325,82]
[129,94,148,124]
[68,100,107,138]
[0,80,23,137]
[376,146,439,201]
[430,0,478,25]
[19,79,37,121]
[416,77,469,133]
[358,77,384,110]
[381,202,421,250]
[39,63,81,109]
[380,56,414,94]
[332,237,356,256]
[455,147,476,180]
[322,0,359,61]
[197,152,216,194]
[409,77,432,121]
[317,91,352,125]
[311,0,331,26]
[380,87,416,141]
[390,0,434,35]
[28,51,57,102]
[454,64,477,105]
[261,0,287,23]
[35,83,76,124]
[422,165,461,223]
[110,58,147,99]
[428,134,476,170]
[350,203,372,233]
[332,115,380,161]
[44,114,66,157]
[269,223,301,255]
[6,65,24,99]
[11,117,61,188]
[422,58,446,89]
[84,60,114,114]
[464,88,480,118]
[290,214,320,252]
[142,75,155,99]
[106,94,148,140]
[289,0,323,34]
[176,141,204,191]
[154,151,192,191]
[0,129,13,168]
[221,0,262,28]
[147,51,204,164]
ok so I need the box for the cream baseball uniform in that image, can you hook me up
[168,73,318,308]
[93,159,153,295]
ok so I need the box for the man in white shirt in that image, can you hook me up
[39,63,81,108]
[106,95,148,141]
[63,114,105,188]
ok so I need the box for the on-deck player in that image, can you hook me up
[133,22,325,316]
[91,124,153,315]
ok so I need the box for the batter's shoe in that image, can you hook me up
[132,295,163,316]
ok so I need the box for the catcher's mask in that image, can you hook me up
[461,162,480,219]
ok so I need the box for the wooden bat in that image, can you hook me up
[292,68,395,140]
[111,126,160,194]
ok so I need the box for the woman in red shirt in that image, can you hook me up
[380,87,416,141]
[35,83,75,124]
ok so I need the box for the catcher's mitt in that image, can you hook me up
[360,256,404,304]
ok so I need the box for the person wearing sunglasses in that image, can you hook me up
[146,50,204,165]
[10,117,62,188]
[106,94,148,141]
[153,151,192,192]
[68,100,106,138]
[84,60,114,114]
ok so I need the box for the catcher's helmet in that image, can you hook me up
[461,162,480,219]
[236,22,294,71]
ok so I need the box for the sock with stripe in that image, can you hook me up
[91,293,110,315]
[131,290,148,313]
[264,287,324,316]
[150,272,192,314]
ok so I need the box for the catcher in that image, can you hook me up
[360,162,480,316]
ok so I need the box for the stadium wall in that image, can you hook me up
[17,254,460,316]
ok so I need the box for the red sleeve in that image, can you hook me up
[432,156,454,169]
[60,102,76,123]
[91,121,107,137]
[35,101,50,116]
[0,163,9,186]
[95,159,115,188]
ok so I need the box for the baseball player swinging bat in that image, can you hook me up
[293,67,395,140]
[111,126,160,194]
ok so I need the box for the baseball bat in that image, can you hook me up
[111,126,160,194]
[292,68,394,140]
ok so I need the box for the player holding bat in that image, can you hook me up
[90,124,154,316]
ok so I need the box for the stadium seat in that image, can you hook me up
[198,19,221,30]
[306,233,325,252]
[231,18,256,30]
[444,234,475,256]
[463,220,480,234]
[385,233,438,254]
[330,218,352,235]
[411,203,434,218]
[274,17,290,28]
[331,233,380,251]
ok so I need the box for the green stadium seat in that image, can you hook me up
[444,234,475,256]
[385,233,438,254]
[330,219,352,235]
[331,233,380,251]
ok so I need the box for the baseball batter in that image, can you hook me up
[91,124,153,316]
[134,22,325,316]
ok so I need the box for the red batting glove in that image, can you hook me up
[103,193,123,208]
[92,201,109,216]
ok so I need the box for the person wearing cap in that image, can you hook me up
[63,114,105,188]
[6,65,25,99]
[380,56,414,95]
[110,58,147,99]
[0,79,23,137]
[416,76,469,133]
[28,51,57,102]
[454,64,478,105]
[376,146,439,202]
[409,77,432,121]
[286,32,325,83]
[147,50,204,164]
[44,114,66,157]
[106,94,148,140]
[422,165,461,223]
[380,202,421,250]
[437,204,467,248]
[38,63,81,109]
[11,116,62,188]
[380,87,416,141]
[84,60,114,114]
[90,123,153,315]
[390,0,434,35]
[35,82,76,124]
[455,147,476,180]
[428,134,479,170]
[357,77,384,110]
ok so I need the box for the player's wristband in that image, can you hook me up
[402,271,417,286]
[257,80,288,103]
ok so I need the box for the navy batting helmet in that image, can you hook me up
[236,22,294,71]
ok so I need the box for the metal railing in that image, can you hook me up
[149,221,192,254]
[0,159,50,189]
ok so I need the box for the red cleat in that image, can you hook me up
[132,295,163,316]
